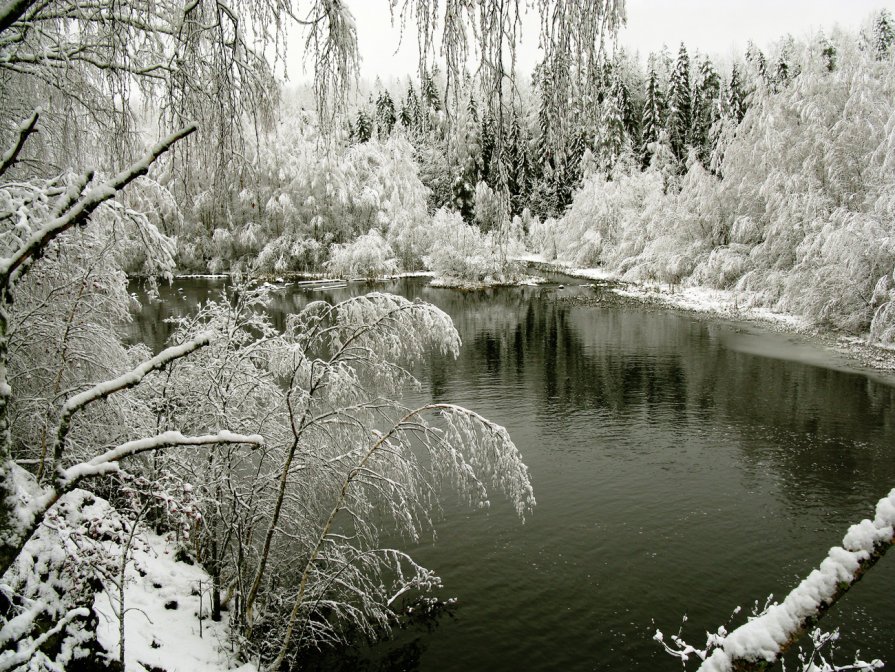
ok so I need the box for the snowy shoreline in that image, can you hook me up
[518,254,895,380]
[169,261,895,379]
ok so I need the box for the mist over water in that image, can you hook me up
[131,276,895,671]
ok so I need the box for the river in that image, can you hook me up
[129,275,895,671]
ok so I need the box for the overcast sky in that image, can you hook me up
[286,1,892,84]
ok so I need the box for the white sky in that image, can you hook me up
[286,0,893,85]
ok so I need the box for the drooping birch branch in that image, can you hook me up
[0,123,197,286]
[52,331,216,475]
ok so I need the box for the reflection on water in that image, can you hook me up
[129,276,895,671]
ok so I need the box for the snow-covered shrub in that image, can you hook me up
[690,245,753,289]
[327,229,399,279]
[244,121,431,274]
[527,216,558,260]
[473,180,501,232]
[422,208,522,285]
[149,287,534,665]
[556,163,665,270]
[779,211,895,331]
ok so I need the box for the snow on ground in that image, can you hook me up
[511,253,616,282]
[94,529,256,672]
[613,282,810,331]
[516,254,809,327]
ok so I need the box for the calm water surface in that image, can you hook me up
[130,276,895,671]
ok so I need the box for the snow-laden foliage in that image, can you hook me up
[144,287,534,668]
[550,28,895,341]
[327,229,399,279]
[423,208,525,286]
[193,117,431,275]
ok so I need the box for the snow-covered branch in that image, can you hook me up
[0,0,36,36]
[0,123,197,285]
[58,430,264,490]
[52,331,215,471]
[697,489,895,672]
[0,109,38,178]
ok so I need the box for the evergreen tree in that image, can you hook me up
[422,71,442,112]
[400,82,420,130]
[451,101,482,222]
[610,65,639,145]
[820,35,837,72]
[667,43,692,164]
[874,9,895,60]
[641,60,665,167]
[597,76,628,172]
[506,112,530,215]
[746,41,770,88]
[773,37,798,91]
[353,108,373,143]
[691,56,721,165]
[375,89,397,138]
[727,63,747,123]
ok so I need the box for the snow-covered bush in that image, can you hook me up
[422,208,523,285]
[234,122,432,275]
[327,229,399,279]
[527,216,558,260]
[149,287,535,667]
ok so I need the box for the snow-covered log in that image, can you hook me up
[697,489,895,672]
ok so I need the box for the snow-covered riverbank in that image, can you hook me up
[518,254,895,377]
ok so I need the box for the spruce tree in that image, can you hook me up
[667,43,692,164]
[451,100,482,222]
[727,63,747,123]
[353,108,373,143]
[598,76,627,171]
[692,56,721,165]
[641,60,665,168]
[506,112,530,215]
[820,35,837,72]
[746,41,770,88]
[423,71,442,112]
[874,9,895,60]
[400,82,420,130]
[376,89,396,138]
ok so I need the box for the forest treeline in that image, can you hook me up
[172,11,895,343]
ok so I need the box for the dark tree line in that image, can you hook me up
[346,40,766,222]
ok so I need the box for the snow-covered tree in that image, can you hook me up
[376,89,398,138]
[667,43,693,164]
[727,63,748,123]
[873,9,895,60]
[692,57,722,166]
[642,59,667,167]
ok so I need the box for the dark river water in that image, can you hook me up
[129,275,895,671]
